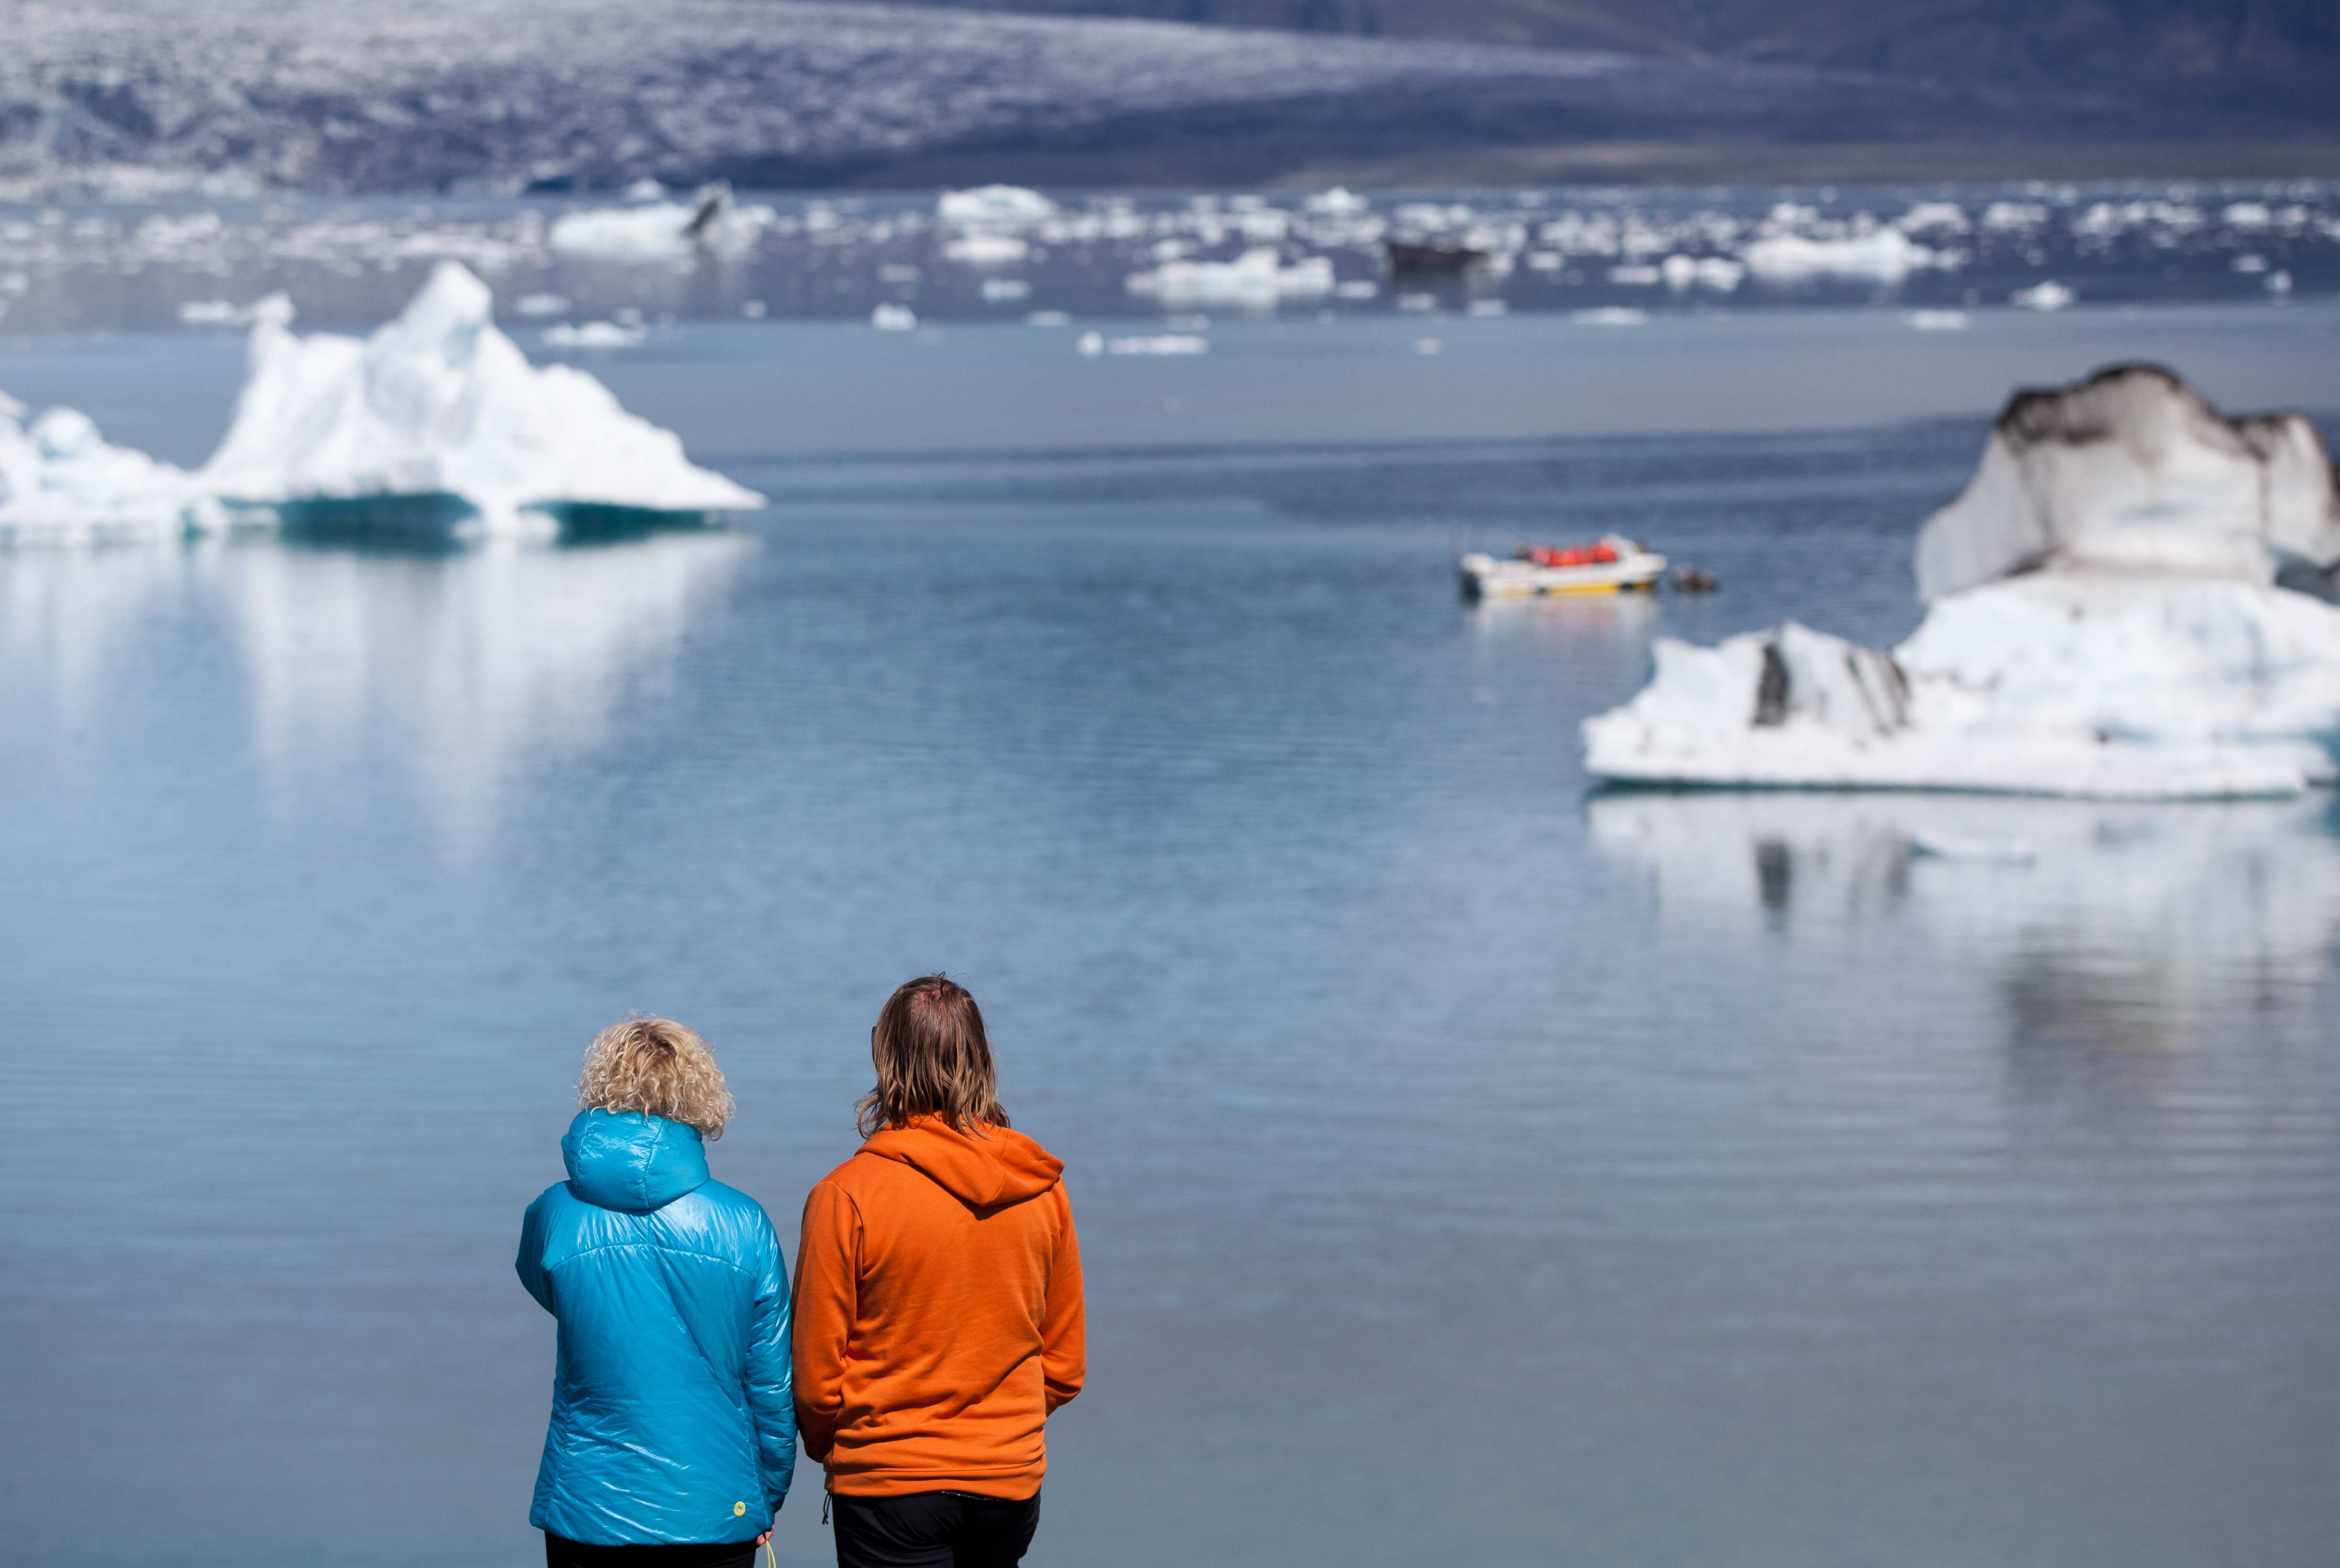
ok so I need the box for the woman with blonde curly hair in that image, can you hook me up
[517,1017,796,1567]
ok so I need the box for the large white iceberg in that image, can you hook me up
[197,262,763,532]
[1583,366,2340,800]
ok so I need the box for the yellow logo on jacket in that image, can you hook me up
[734,1502,747,1516]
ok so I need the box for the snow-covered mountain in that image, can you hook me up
[0,0,2160,195]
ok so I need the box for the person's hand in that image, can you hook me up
[756,1531,771,1546]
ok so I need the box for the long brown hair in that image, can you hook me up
[858,975,1010,1137]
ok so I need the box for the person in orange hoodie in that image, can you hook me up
[794,975,1085,1568]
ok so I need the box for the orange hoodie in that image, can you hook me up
[792,1118,1085,1499]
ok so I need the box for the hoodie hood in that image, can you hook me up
[561,1109,711,1213]
[860,1118,1063,1210]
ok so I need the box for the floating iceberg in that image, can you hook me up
[542,321,647,349]
[1076,332,1207,357]
[0,394,205,540]
[1125,248,1333,307]
[178,297,278,329]
[196,262,763,532]
[942,233,1031,266]
[1583,366,2340,800]
[548,185,769,261]
[937,186,1058,226]
[1741,228,1952,282]
[1660,254,1745,291]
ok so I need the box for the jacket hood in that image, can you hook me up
[860,1118,1063,1210]
[561,1109,711,1213]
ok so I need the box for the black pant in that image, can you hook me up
[831,1490,1041,1568]
[544,1532,758,1568]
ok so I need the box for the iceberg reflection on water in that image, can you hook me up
[1,528,752,838]
[1587,788,2340,1053]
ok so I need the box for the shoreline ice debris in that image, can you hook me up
[1583,365,2340,800]
[197,262,762,531]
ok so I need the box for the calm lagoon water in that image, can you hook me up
[4,231,2340,1568]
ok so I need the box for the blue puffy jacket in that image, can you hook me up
[517,1110,796,1544]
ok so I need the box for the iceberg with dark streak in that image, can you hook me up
[1915,364,2340,601]
[1583,366,2340,800]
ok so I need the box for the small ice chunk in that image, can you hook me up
[1466,299,1507,316]
[543,321,646,348]
[1415,337,1443,354]
[943,233,1030,265]
[1304,187,1369,216]
[1908,310,1969,330]
[1395,292,1437,312]
[1104,334,1207,356]
[1025,310,1071,327]
[1896,202,1970,234]
[1333,279,1380,299]
[2012,280,2075,310]
[1742,230,1951,281]
[178,297,278,328]
[871,303,918,330]
[1125,247,1333,306]
[1982,202,2050,230]
[1076,331,1103,356]
[2232,253,2270,273]
[515,293,572,317]
[981,277,1032,301]
[1571,307,1647,326]
[1659,255,1744,290]
[550,185,766,261]
[937,186,1057,225]
[1608,263,1661,285]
